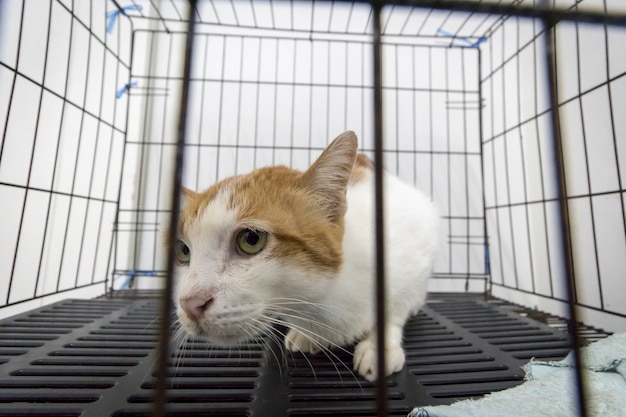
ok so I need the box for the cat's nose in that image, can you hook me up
[180,295,214,321]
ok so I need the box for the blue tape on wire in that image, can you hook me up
[437,28,487,48]
[116,81,138,99]
[120,276,133,290]
[106,4,142,34]
[115,269,158,289]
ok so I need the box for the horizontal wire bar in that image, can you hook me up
[491,282,626,319]
[379,0,626,27]
[129,74,480,95]
[2,281,106,309]
[0,182,119,205]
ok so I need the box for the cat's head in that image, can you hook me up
[172,131,358,345]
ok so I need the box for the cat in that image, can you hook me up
[172,131,439,381]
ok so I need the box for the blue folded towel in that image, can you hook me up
[409,332,626,417]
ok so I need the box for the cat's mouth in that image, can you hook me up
[177,307,269,346]
[192,327,256,346]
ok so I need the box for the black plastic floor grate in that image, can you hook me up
[0,293,610,417]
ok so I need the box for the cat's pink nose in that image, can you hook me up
[180,295,214,321]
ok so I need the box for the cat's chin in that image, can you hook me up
[192,329,257,347]
[205,334,254,347]
[179,321,260,346]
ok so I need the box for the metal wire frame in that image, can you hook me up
[479,6,626,316]
[480,3,626,417]
[480,20,626,327]
[2,0,626,416]
[0,0,129,310]
[111,0,626,42]
[139,3,477,415]
[371,3,387,413]
[542,9,586,416]
[113,32,485,294]
[144,2,626,417]
[154,1,198,415]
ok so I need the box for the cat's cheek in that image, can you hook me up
[264,262,334,301]
[171,265,189,305]
[177,312,201,336]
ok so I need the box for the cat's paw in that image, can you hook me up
[284,328,321,354]
[353,339,405,382]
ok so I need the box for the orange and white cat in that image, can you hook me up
[173,131,439,381]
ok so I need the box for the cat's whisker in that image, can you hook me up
[262,314,350,358]
[269,298,345,320]
[263,307,354,355]
[259,317,319,381]
[143,315,162,332]
[240,324,264,364]
[170,322,189,380]
[259,319,293,372]
[240,317,287,376]
[265,305,353,338]
[175,333,190,382]
[267,301,359,347]
[268,325,291,371]
[263,303,363,386]
[245,320,285,376]
[232,323,255,366]
[260,315,361,387]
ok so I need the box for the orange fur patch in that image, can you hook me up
[177,132,359,275]
[179,177,236,237]
[229,166,345,274]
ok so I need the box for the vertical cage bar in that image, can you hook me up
[153,36,175,273]
[514,13,537,296]
[531,16,555,300]
[111,26,139,295]
[478,49,491,294]
[601,0,626,319]
[542,12,587,417]
[371,2,387,416]
[153,1,197,415]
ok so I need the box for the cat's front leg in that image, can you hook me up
[284,327,323,354]
[353,324,405,382]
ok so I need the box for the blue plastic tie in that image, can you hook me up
[437,29,487,48]
[119,276,133,290]
[116,81,138,99]
[106,4,142,34]
[115,269,158,289]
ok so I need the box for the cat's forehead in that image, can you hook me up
[180,184,237,240]
[180,166,304,236]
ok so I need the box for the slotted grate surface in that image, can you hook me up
[0,293,609,417]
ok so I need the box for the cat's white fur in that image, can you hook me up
[280,163,439,380]
[174,131,439,381]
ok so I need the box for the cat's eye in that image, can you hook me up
[175,240,191,264]
[236,229,267,255]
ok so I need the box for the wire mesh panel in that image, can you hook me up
[480,3,626,332]
[1,1,626,416]
[0,0,131,317]
[113,3,487,294]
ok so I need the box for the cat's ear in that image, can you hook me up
[302,131,358,222]
[180,186,198,210]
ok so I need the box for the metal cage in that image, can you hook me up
[0,1,625,416]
